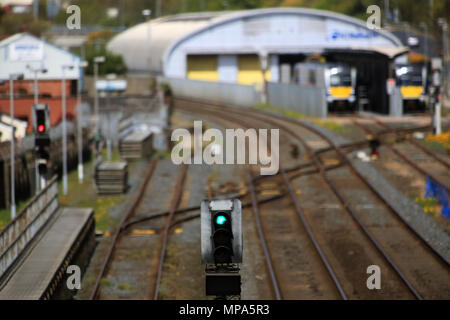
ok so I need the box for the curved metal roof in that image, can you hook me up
[107,8,404,74]
[107,12,228,73]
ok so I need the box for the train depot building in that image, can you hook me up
[109,8,412,115]
[0,33,82,132]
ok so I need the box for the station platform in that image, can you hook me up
[0,208,95,300]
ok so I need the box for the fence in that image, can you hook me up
[160,77,261,108]
[0,176,59,280]
[389,87,403,116]
[161,77,328,118]
[267,82,328,118]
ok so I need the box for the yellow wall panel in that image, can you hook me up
[187,55,218,81]
[237,55,271,85]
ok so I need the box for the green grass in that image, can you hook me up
[100,148,122,162]
[58,152,126,232]
[419,140,449,155]
[312,119,349,135]
[154,150,172,160]
[100,279,111,287]
[254,102,348,135]
[126,249,149,260]
[1,147,130,233]
[441,107,450,117]
[118,282,135,291]
[413,196,438,215]
[0,199,29,230]
[254,103,307,120]
[415,196,438,207]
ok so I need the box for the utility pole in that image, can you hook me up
[120,0,125,27]
[438,18,448,106]
[156,0,161,18]
[8,73,24,219]
[259,51,269,105]
[384,0,390,26]
[10,78,15,218]
[93,56,105,136]
[33,0,39,20]
[61,65,74,195]
[142,9,152,74]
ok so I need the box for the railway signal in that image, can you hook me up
[33,104,51,179]
[201,199,243,264]
[201,199,242,299]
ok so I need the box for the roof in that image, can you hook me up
[108,7,404,74]
[0,114,28,127]
[0,33,82,80]
[0,0,33,6]
[108,12,225,73]
[327,46,409,59]
[387,26,440,58]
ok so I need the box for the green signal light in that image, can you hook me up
[215,215,227,225]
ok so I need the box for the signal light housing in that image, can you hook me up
[33,104,51,148]
[32,104,50,135]
[201,199,242,265]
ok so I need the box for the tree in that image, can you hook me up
[85,50,127,76]
[0,13,50,38]
[82,30,127,75]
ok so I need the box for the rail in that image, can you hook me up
[0,176,59,280]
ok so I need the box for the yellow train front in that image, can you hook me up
[395,63,427,113]
[325,64,357,113]
[293,62,356,113]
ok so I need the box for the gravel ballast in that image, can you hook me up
[273,115,450,262]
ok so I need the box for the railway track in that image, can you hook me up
[89,159,190,300]
[153,163,188,300]
[194,106,347,299]
[352,117,450,194]
[89,159,159,300]
[175,97,450,299]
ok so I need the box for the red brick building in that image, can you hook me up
[0,33,83,133]
[0,97,78,133]
[0,80,78,132]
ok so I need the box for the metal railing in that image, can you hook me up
[0,176,59,280]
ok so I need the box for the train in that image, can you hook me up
[394,63,427,112]
[293,62,357,113]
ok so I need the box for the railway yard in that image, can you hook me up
[60,95,448,300]
[0,4,449,306]
[0,88,449,301]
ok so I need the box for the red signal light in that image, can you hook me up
[37,124,45,133]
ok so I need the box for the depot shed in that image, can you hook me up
[109,8,405,78]
[108,7,407,114]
